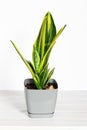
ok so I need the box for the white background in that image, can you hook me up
[0,0,87,90]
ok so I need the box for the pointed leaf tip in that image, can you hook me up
[64,24,67,29]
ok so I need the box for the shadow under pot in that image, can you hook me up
[24,78,58,118]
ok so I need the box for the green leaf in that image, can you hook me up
[35,17,46,59]
[44,12,56,52]
[45,68,55,86]
[33,12,56,59]
[33,77,39,89]
[27,60,35,73]
[47,68,55,80]
[33,74,42,89]
[39,63,49,77]
[32,44,40,73]
[10,40,35,77]
[41,69,49,88]
[39,24,66,71]
[40,18,46,59]
[39,63,49,87]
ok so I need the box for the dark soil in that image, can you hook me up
[25,83,37,89]
[25,82,57,90]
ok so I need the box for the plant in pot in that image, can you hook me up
[10,12,66,118]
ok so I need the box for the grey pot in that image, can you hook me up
[24,79,58,118]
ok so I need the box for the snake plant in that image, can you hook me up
[11,12,66,89]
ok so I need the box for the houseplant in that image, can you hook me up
[10,12,66,118]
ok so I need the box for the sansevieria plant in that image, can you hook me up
[11,12,66,90]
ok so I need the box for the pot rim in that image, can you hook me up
[24,78,58,90]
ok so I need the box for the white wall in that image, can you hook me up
[0,0,87,90]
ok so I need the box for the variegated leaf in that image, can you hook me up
[43,68,55,87]
[39,25,66,72]
[33,12,56,59]
[32,44,40,73]
[10,40,35,76]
